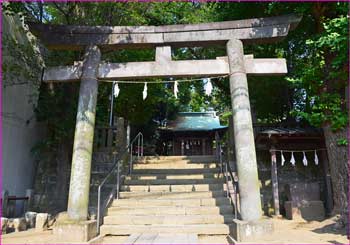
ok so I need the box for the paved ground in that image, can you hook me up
[1,217,349,244]
[253,217,349,245]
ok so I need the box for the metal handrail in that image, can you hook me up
[219,143,239,219]
[96,132,143,231]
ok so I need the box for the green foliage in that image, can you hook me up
[337,138,348,146]
[7,1,348,147]
[288,13,348,130]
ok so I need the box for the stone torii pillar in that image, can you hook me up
[227,39,262,221]
[67,45,101,221]
[227,39,273,241]
[54,45,101,242]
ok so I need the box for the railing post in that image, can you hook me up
[97,186,101,232]
[234,181,238,219]
[141,134,144,157]
[116,160,120,200]
[129,144,133,175]
[225,161,229,197]
[137,136,140,157]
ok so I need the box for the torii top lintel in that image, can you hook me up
[29,14,301,50]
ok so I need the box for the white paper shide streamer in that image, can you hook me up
[174,81,179,99]
[290,152,296,166]
[113,82,120,98]
[314,150,319,165]
[143,82,148,100]
[281,151,285,166]
[204,78,213,96]
[302,151,308,166]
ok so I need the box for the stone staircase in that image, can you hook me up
[99,155,234,241]
[89,151,116,214]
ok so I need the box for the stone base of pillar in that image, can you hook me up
[230,218,273,242]
[53,220,97,242]
[271,214,283,220]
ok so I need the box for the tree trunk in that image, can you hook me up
[323,123,349,226]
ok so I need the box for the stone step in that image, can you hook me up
[119,190,226,199]
[132,168,221,175]
[133,163,218,170]
[126,173,222,180]
[106,205,233,215]
[124,233,198,244]
[124,178,224,186]
[112,197,230,207]
[138,155,217,163]
[103,214,234,225]
[120,183,226,192]
[100,224,230,236]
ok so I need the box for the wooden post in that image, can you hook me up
[215,132,220,158]
[126,122,131,147]
[270,147,280,216]
[101,129,107,148]
[67,45,101,221]
[181,140,184,156]
[202,138,206,155]
[227,39,262,221]
[115,117,125,154]
[107,127,113,148]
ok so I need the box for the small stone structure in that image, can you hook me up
[1,217,8,234]
[284,183,325,221]
[25,211,37,228]
[35,213,49,232]
[9,218,27,232]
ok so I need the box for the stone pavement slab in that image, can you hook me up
[124,233,198,244]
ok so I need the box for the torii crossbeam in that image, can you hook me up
[29,14,301,242]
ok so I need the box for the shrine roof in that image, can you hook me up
[159,112,228,132]
[257,126,322,136]
[254,124,324,143]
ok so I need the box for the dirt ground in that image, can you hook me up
[1,216,349,244]
[241,216,349,244]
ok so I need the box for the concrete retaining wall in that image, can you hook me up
[2,12,45,200]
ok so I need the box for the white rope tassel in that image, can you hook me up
[113,82,120,98]
[174,81,179,98]
[302,151,308,166]
[290,152,296,166]
[204,78,213,96]
[143,82,148,100]
[281,151,285,166]
[314,150,319,165]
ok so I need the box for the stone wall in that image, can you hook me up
[2,12,46,203]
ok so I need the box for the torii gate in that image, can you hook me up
[29,14,301,241]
